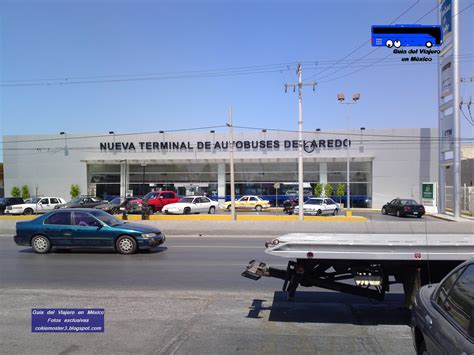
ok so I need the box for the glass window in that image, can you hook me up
[442,264,474,335]
[436,267,466,307]
[89,210,122,226]
[201,197,210,203]
[163,193,175,199]
[327,199,336,205]
[73,211,102,227]
[40,198,49,204]
[50,198,59,204]
[44,212,71,225]
[249,197,258,202]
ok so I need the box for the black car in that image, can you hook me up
[411,259,474,354]
[381,198,425,218]
[95,197,138,215]
[56,196,103,209]
[0,197,25,214]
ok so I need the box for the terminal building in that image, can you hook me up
[3,128,438,208]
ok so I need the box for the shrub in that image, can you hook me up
[11,186,21,198]
[21,185,30,199]
[336,183,346,203]
[324,183,333,198]
[313,182,324,197]
[70,184,80,198]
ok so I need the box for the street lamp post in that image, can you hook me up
[141,162,147,196]
[337,93,360,215]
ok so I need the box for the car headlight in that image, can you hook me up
[141,233,157,238]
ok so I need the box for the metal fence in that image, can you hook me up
[445,185,474,213]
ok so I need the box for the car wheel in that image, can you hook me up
[255,205,263,212]
[24,208,34,215]
[164,210,169,215]
[396,210,402,217]
[382,207,387,215]
[184,207,191,215]
[317,209,322,216]
[31,235,51,254]
[417,215,422,218]
[226,205,231,211]
[208,206,216,214]
[333,209,338,216]
[116,236,137,255]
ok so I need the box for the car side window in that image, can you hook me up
[50,198,59,204]
[440,265,474,336]
[73,211,101,227]
[240,197,248,202]
[40,198,49,204]
[201,197,210,203]
[327,199,335,204]
[44,212,72,225]
[194,198,201,203]
[250,197,258,202]
[436,267,465,306]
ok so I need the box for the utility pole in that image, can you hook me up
[452,0,461,218]
[228,106,236,220]
[285,64,317,221]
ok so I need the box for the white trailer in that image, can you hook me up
[242,233,474,306]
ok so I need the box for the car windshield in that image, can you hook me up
[143,192,155,199]
[306,199,323,205]
[89,210,122,226]
[180,197,194,203]
[70,197,82,203]
[400,199,419,205]
[110,197,122,204]
[30,198,41,203]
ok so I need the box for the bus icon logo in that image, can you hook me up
[371,24,443,48]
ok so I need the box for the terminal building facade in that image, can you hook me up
[3,128,438,208]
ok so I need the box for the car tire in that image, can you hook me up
[31,235,51,254]
[226,205,231,211]
[184,207,191,215]
[24,208,34,215]
[416,338,428,355]
[255,205,263,212]
[382,207,387,215]
[164,210,169,215]
[208,206,216,214]
[417,215,422,218]
[116,236,137,255]
[396,210,402,217]
[317,209,322,216]
[333,209,338,216]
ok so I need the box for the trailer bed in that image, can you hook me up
[265,233,474,261]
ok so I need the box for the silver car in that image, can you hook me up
[411,259,474,354]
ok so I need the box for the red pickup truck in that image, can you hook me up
[142,191,180,213]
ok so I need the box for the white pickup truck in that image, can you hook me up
[242,233,474,306]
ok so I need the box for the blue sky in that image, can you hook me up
[1,0,473,142]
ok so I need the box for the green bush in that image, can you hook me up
[324,183,333,198]
[336,183,346,203]
[11,186,21,198]
[21,185,30,199]
[70,184,81,198]
[313,182,323,197]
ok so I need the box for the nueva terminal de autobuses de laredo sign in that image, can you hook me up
[99,139,351,153]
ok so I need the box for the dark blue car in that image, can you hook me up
[14,209,166,254]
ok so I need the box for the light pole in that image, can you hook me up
[337,93,360,215]
[60,132,68,156]
[141,162,147,196]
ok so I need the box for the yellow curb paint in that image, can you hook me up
[237,215,299,221]
[304,216,367,221]
[0,215,36,220]
[149,215,232,221]
[345,211,353,217]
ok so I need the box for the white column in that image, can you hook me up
[217,163,226,203]
[120,161,128,198]
[320,162,328,184]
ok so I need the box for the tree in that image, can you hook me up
[70,184,81,198]
[11,186,21,198]
[336,183,346,203]
[313,182,323,197]
[21,185,30,200]
[324,183,333,198]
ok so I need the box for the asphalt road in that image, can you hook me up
[0,236,415,354]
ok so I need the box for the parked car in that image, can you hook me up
[13,209,166,254]
[224,195,270,212]
[55,196,103,209]
[142,191,180,213]
[382,198,425,218]
[124,196,144,214]
[5,197,66,215]
[0,197,25,215]
[411,259,474,354]
[293,197,340,216]
[94,197,139,215]
[162,196,219,215]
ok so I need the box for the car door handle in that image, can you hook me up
[424,314,433,326]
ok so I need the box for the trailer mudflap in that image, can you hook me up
[241,260,269,280]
